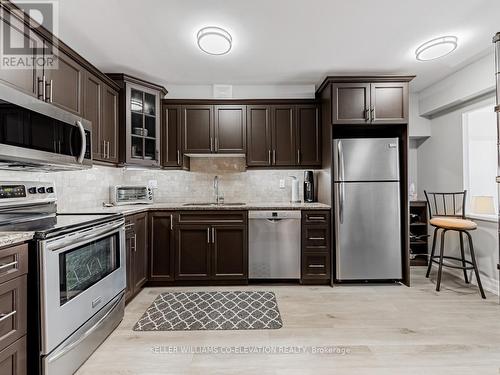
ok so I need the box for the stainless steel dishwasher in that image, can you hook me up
[248,210,301,279]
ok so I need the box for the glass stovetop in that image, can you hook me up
[0,212,123,236]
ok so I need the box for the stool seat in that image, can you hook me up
[430,217,477,230]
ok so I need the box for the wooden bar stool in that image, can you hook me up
[424,191,486,299]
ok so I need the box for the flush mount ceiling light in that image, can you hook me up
[415,36,458,61]
[197,26,232,55]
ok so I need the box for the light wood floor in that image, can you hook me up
[77,268,500,375]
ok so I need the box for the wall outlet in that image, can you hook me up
[279,179,285,189]
[148,180,158,189]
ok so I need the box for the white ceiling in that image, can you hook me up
[50,0,500,92]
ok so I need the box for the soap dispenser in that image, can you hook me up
[290,176,301,203]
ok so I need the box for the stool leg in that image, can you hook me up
[436,229,447,292]
[426,227,440,278]
[459,231,469,284]
[465,231,486,299]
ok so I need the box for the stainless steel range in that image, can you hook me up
[0,181,126,375]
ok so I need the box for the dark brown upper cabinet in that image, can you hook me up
[331,83,371,124]
[370,82,408,124]
[181,105,213,154]
[161,105,182,167]
[108,74,167,167]
[149,211,175,282]
[214,105,246,153]
[246,105,272,166]
[181,104,246,154]
[296,105,321,166]
[83,72,118,163]
[0,13,42,98]
[45,48,83,115]
[318,76,413,125]
[271,105,296,166]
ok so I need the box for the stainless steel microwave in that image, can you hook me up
[110,185,154,205]
[0,82,92,171]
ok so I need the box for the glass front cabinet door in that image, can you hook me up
[125,83,161,167]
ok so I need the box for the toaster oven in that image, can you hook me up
[110,185,153,205]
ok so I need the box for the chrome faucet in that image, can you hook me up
[214,175,220,204]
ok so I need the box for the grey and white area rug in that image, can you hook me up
[133,291,283,331]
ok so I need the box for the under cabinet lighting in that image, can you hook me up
[415,36,458,61]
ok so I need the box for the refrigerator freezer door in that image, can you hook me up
[335,181,402,280]
[333,138,400,182]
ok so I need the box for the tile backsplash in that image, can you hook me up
[0,161,319,211]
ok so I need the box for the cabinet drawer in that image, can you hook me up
[303,211,330,224]
[0,336,26,375]
[0,245,28,285]
[302,252,330,279]
[177,211,247,224]
[0,276,27,352]
[302,226,329,250]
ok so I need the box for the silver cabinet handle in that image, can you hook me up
[46,79,53,103]
[102,140,106,159]
[207,228,210,243]
[0,310,16,323]
[76,120,86,164]
[124,223,135,229]
[308,216,325,221]
[308,237,325,240]
[364,108,370,121]
[215,138,219,152]
[0,260,17,270]
[37,76,45,100]
[106,141,110,159]
[170,214,173,231]
[308,264,325,268]
[370,106,375,122]
[210,137,213,152]
[272,150,276,164]
[133,234,137,252]
[177,150,180,165]
[297,149,301,164]
[211,227,215,244]
[268,150,271,164]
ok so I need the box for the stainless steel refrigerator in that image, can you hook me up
[333,137,402,281]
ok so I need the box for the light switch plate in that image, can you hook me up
[148,180,158,189]
[279,179,285,189]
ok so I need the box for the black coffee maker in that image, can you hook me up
[304,171,315,202]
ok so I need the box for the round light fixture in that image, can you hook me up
[197,26,232,55]
[415,36,458,61]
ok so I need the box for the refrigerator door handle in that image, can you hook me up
[338,140,345,223]
[334,183,341,279]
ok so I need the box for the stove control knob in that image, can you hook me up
[28,187,37,194]
[37,187,46,194]
[46,187,54,193]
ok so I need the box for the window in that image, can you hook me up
[462,104,497,220]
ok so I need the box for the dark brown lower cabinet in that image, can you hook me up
[301,210,331,284]
[124,212,148,303]
[0,243,28,375]
[175,211,248,282]
[175,224,211,280]
[149,211,175,282]
[0,337,26,375]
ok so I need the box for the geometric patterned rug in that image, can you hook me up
[133,291,283,331]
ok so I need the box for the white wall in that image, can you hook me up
[418,52,496,117]
[416,95,499,295]
[166,84,316,99]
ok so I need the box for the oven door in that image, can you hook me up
[38,219,125,355]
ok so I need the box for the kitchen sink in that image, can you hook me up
[182,202,246,207]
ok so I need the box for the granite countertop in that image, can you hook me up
[60,202,331,216]
[0,232,35,248]
[0,202,331,247]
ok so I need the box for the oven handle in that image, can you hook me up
[47,292,124,363]
[76,120,86,164]
[45,219,124,253]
